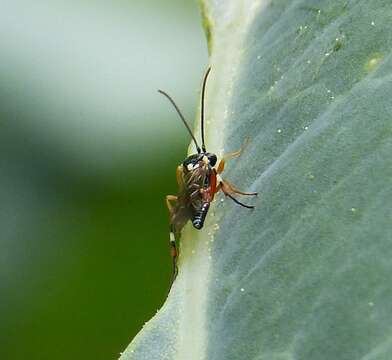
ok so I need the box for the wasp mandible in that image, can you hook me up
[158,67,257,283]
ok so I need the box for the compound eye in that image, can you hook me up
[183,154,199,169]
[208,154,217,167]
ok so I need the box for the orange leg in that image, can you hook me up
[214,138,257,207]
[216,138,250,174]
[215,172,257,197]
[216,158,225,174]
[167,165,183,214]
[221,179,258,196]
[176,165,185,191]
[166,195,178,215]
[167,166,185,287]
[218,180,255,209]
[224,138,250,160]
[166,194,180,286]
[169,225,178,286]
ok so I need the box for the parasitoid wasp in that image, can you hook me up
[158,67,257,284]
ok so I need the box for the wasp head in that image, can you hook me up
[183,152,217,171]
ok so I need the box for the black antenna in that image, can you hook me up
[200,67,211,153]
[158,89,201,153]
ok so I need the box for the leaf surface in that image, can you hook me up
[121,1,392,359]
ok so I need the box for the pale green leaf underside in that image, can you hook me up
[121,1,392,359]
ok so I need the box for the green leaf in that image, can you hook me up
[121,1,392,359]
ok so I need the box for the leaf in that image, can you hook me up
[121,1,392,359]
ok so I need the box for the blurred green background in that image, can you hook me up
[0,1,207,359]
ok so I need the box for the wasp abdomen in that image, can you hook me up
[192,202,210,229]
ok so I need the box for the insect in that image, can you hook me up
[158,67,257,284]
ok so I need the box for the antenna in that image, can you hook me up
[200,67,211,153]
[158,89,201,153]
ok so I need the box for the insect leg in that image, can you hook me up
[176,165,185,191]
[219,179,255,209]
[216,158,225,174]
[166,195,177,214]
[166,195,179,283]
[169,225,178,284]
[220,179,258,196]
[215,138,250,175]
[223,138,250,160]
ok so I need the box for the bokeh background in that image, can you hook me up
[0,1,207,359]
